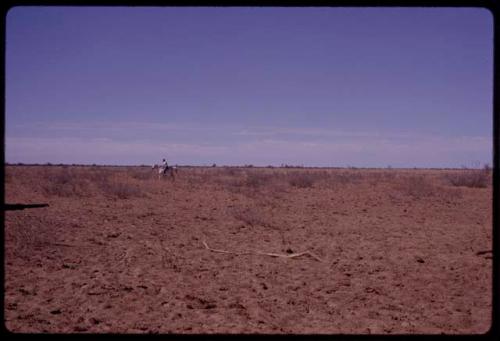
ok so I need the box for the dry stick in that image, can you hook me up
[51,242,76,247]
[202,241,253,256]
[255,250,324,262]
[40,241,76,247]
[476,250,492,256]
[202,240,323,262]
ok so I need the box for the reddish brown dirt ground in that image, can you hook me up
[4,166,492,334]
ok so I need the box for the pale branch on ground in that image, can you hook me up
[202,240,323,262]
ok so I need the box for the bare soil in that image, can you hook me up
[4,165,492,334]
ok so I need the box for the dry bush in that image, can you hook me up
[214,168,269,186]
[100,180,144,199]
[245,170,278,188]
[128,167,154,180]
[243,170,290,195]
[5,215,55,262]
[182,168,213,186]
[231,206,270,227]
[212,168,246,187]
[286,171,316,188]
[437,186,464,200]
[85,167,113,183]
[5,166,37,190]
[210,169,289,197]
[398,175,437,199]
[444,168,491,188]
[30,166,147,199]
[218,177,247,193]
[318,170,365,188]
[336,171,365,184]
[92,168,146,198]
[371,171,397,182]
[220,167,245,177]
[39,167,92,197]
[364,171,397,186]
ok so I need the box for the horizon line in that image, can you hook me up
[4,162,491,170]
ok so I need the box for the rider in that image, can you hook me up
[162,158,169,174]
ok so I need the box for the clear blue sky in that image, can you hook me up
[6,7,493,167]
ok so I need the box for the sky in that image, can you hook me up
[5,6,494,167]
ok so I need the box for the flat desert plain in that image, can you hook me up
[4,165,492,334]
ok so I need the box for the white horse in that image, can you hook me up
[152,164,178,180]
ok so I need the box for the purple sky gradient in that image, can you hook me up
[6,7,493,167]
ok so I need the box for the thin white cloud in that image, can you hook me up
[6,133,491,167]
[9,120,489,147]
[8,120,223,133]
[5,137,231,165]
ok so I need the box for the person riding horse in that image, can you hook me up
[162,158,169,175]
[153,158,177,180]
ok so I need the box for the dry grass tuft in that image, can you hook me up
[398,175,437,199]
[40,168,92,197]
[5,215,56,262]
[287,172,316,188]
[100,180,144,199]
[444,168,491,188]
[367,171,397,185]
[128,167,153,180]
[245,171,278,188]
[231,206,270,227]
[329,171,365,186]
[19,166,148,199]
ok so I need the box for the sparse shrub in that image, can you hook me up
[129,167,153,180]
[100,180,143,199]
[438,186,464,200]
[40,168,91,197]
[5,215,55,262]
[287,172,316,188]
[223,167,243,177]
[322,171,364,187]
[381,171,397,181]
[231,206,269,227]
[196,169,219,185]
[185,174,206,186]
[445,168,490,188]
[214,169,287,196]
[245,171,276,188]
[31,166,147,198]
[367,171,397,185]
[87,167,113,183]
[218,177,246,193]
[45,167,72,184]
[400,175,436,198]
